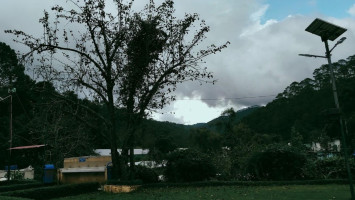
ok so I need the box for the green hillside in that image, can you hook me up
[241,55,355,150]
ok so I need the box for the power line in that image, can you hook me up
[175,94,277,101]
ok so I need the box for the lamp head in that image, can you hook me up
[337,37,346,44]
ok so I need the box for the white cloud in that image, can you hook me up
[241,4,278,37]
[251,4,269,21]
[348,4,355,17]
[151,97,229,125]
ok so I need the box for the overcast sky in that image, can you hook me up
[1,0,355,125]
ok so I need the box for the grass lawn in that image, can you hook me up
[54,184,351,200]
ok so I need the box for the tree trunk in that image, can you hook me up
[107,88,122,179]
[129,129,135,179]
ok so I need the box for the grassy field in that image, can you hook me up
[54,184,351,200]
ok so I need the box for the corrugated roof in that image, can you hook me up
[9,144,46,150]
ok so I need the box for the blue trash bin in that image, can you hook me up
[106,162,113,180]
[43,164,56,183]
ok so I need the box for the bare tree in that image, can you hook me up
[6,0,229,179]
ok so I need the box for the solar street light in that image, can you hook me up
[305,18,347,41]
[300,18,354,199]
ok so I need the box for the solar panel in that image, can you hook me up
[305,18,347,41]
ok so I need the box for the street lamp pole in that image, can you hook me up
[323,38,355,199]
[8,94,12,181]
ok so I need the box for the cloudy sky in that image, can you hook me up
[1,0,355,125]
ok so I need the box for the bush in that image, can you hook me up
[210,150,232,180]
[246,144,307,180]
[1,182,99,200]
[134,165,159,183]
[302,156,355,179]
[165,149,216,182]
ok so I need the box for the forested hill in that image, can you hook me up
[189,106,260,132]
[240,55,355,147]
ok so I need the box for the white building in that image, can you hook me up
[94,149,149,156]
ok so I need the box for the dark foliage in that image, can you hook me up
[0,182,52,193]
[246,144,307,180]
[302,156,355,179]
[0,182,99,200]
[165,149,216,182]
[134,165,159,183]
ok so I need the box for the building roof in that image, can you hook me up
[59,167,105,173]
[9,144,46,150]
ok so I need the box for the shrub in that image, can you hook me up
[165,149,216,182]
[302,156,355,179]
[246,144,307,180]
[134,165,159,183]
[210,150,232,180]
[1,182,99,200]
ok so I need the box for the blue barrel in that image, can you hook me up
[43,164,56,183]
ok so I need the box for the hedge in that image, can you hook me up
[0,180,40,187]
[0,182,100,200]
[0,183,52,193]
[139,179,348,189]
[106,179,143,186]
[0,196,32,200]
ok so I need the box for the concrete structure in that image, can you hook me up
[0,166,34,181]
[58,156,111,184]
[94,149,149,156]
